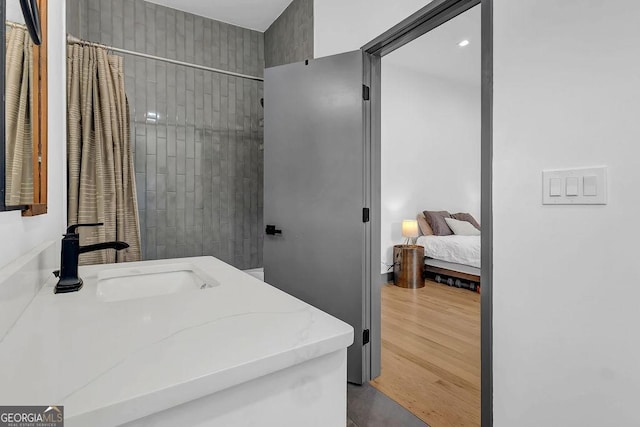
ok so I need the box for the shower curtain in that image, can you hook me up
[5,26,34,206]
[66,44,141,264]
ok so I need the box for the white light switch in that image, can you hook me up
[566,177,579,196]
[549,178,562,196]
[583,176,597,196]
[542,166,607,205]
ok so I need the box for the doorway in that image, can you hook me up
[363,0,492,425]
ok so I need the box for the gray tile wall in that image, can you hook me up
[264,0,313,68]
[66,0,264,269]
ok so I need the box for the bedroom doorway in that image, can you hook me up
[363,0,492,425]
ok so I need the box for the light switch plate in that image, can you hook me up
[583,175,597,196]
[566,177,579,196]
[549,178,562,196]
[542,166,607,205]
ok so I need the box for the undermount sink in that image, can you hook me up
[96,263,220,302]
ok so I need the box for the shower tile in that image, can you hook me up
[186,93,195,126]
[155,7,166,57]
[194,143,202,176]
[123,1,135,50]
[176,139,186,174]
[156,123,167,139]
[176,175,186,209]
[175,11,185,61]
[211,21,221,69]
[194,16,204,64]
[157,138,167,173]
[236,30,244,74]
[166,157,177,192]
[167,125,177,157]
[177,105,186,126]
[185,192,195,228]
[145,123,157,154]
[134,5,145,51]
[80,0,265,268]
[87,0,101,42]
[176,210,186,245]
[145,155,157,191]
[135,136,146,172]
[156,213,167,245]
[165,227,177,255]
[186,127,195,159]
[145,227,157,259]
[166,192,177,227]
[203,208,213,233]
[175,244,186,257]
[243,238,251,268]
[185,14,195,62]
[228,26,236,71]
[166,9,176,57]
[219,22,228,68]
[135,172,146,210]
[99,1,112,45]
[194,209,204,229]
[145,193,156,228]
[156,246,167,259]
[195,178,203,209]
[156,175,167,210]
[145,3,156,55]
[186,160,195,191]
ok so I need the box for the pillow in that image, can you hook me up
[416,213,433,236]
[422,210,453,236]
[452,212,481,230]
[445,217,481,236]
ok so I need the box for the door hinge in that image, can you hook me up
[362,207,370,223]
[363,329,370,345]
[362,84,370,101]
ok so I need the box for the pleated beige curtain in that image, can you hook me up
[5,26,34,206]
[67,44,141,264]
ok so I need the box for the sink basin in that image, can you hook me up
[96,263,220,302]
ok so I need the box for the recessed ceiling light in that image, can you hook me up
[458,39,470,47]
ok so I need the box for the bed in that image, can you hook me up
[416,234,481,290]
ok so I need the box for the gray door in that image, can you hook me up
[264,51,368,384]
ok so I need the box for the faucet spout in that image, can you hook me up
[79,241,129,254]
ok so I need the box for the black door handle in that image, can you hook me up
[266,225,282,236]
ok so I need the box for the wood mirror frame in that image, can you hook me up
[0,0,47,216]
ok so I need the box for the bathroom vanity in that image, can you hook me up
[0,245,353,426]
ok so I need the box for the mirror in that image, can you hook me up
[0,0,47,215]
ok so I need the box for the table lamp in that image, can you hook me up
[401,219,419,244]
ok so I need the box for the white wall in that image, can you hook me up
[0,2,66,269]
[314,0,429,58]
[317,0,640,424]
[6,0,26,24]
[380,61,480,272]
[493,0,640,425]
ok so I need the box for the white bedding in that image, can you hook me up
[415,235,481,269]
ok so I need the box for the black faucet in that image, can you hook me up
[54,223,129,294]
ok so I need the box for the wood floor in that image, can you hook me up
[370,280,480,427]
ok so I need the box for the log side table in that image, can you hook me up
[393,244,425,288]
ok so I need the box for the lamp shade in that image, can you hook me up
[401,220,419,238]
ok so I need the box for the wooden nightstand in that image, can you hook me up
[393,244,425,288]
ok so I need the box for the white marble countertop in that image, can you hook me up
[0,257,354,426]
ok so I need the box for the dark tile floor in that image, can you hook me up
[347,383,428,427]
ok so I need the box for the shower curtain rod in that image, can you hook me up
[6,21,27,30]
[66,35,264,82]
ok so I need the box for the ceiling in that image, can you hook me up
[384,4,481,87]
[147,0,294,32]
